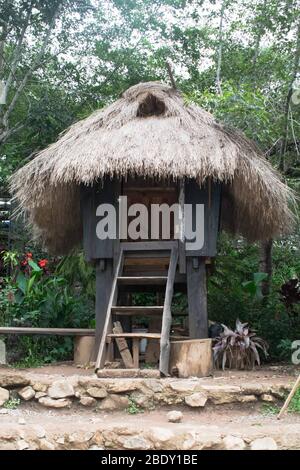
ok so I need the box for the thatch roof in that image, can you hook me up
[10,81,295,254]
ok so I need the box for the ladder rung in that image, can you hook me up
[111,306,164,316]
[118,276,167,285]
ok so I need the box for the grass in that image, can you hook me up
[289,388,300,413]
[261,403,280,416]
[261,387,300,416]
[11,356,45,368]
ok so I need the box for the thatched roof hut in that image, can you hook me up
[10,81,294,254]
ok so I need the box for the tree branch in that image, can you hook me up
[166,61,177,89]
[216,0,226,95]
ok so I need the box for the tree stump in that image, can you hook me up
[169,338,212,377]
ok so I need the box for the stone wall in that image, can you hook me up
[0,371,290,411]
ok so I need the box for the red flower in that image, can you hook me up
[26,252,33,259]
[21,260,27,266]
[38,259,48,268]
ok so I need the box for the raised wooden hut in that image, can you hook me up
[10,82,294,376]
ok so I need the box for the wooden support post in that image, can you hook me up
[132,338,140,368]
[95,259,113,358]
[187,257,208,338]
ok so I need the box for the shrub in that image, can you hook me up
[213,319,268,370]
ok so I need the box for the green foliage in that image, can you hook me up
[277,339,293,361]
[0,250,94,364]
[261,403,280,416]
[3,398,20,410]
[242,273,269,301]
[126,397,144,415]
[289,388,300,414]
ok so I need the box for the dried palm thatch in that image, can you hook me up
[10,81,295,254]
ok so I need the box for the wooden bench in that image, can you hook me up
[0,327,95,365]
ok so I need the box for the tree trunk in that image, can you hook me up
[259,239,273,297]
[279,19,300,171]
[215,0,226,95]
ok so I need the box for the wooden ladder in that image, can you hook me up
[95,243,179,376]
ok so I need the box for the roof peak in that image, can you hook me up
[122,81,181,101]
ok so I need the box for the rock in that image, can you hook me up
[0,372,29,388]
[69,431,94,443]
[185,392,207,407]
[241,384,269,395]
[39,439,55,450]
[18,417,26,425]
[130,391,152,407]
[106,380,138,393]
[18,386,35,401]
[149,427,174,444]
[238,395,257,403]
[17,440,29,450]
[89,445,104,450]
[189,426,222,450]
[144,379,163,393]
[251,437,278,450]
[47,380,74,399]
[92,430,104,447]
[123,435,151,450]
[78,377,105,388]
[98,394,129,411]
[32,382,48,393]
[0,387,9,406]
[68,431,94,450]
[35,391,47,399]
[223,435,246,450]
[38,396,71,408]
[271,384,290,398]
[0,408,8,414]
[181,433,197,450]
[56,437,65,445]
[201,385,241,404]
[86,387,107,398]
[261,394,276,402]
[80,396,97,407]
[169,380,198,393]
[167,410,183,423]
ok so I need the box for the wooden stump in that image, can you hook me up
[169,338,212,378]
[74,336,95,365]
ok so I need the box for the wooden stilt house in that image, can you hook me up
[11,82,294,376]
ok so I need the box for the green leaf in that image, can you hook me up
[253,272,268,284]
[28,259,42,272]
[16,272,27,294]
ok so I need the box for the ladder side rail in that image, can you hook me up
[159,246,178,376]
[95,247,124,371]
